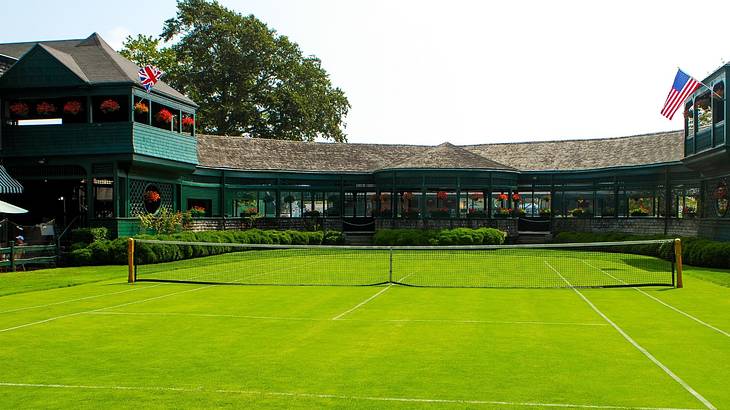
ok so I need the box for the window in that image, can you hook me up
[187,199,212,217]
[280,191,302,218]
[399,191,421,218]
[6,98,86,126]
[713,82,724,124]
[151,101,179,132]
[233,192,259,217]
[325,193,340,217]
[564,192,593,218]
[426,191,456,218]
[461,191,486,218]
[696,93,712,132]
[595,191,616,217]
[672,185,699,218]
[93,178,114,219]
[93,95,129,123]
[492,192,511,217]
[627,192,655,217]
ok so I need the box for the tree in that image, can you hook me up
[121,0,350,142]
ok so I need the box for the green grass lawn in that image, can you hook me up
[0,253,728,409]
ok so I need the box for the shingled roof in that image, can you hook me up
[463,131,684,171]
[197,130,684,173]
[0,33,195,106]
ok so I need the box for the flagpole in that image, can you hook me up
[680,67,723,99]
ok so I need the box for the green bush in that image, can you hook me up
[71,227,108,244]
[373,228,506,246]
[67,229,347,266]
[552,231,730,269]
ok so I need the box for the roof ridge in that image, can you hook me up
[463,130,684,147]
[82,33,135,83]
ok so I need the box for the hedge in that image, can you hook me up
[69,229,345,266]
[373,228,506,246]
[70,227,109,244]
[553,231,730,270]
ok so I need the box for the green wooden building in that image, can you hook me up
[1,34,729,241]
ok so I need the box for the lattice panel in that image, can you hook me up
[130,179,174,216]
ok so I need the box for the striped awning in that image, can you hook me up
[0,165,23,194]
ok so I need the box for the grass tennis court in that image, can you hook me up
[1,251,729,409]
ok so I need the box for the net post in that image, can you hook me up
[674,238,683,288]
[389,247,393,284]
[127,238,135,284]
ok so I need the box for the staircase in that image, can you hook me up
[516,231,552,244]
[344,231,375,246]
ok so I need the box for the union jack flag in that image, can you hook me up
[138,65,164,92]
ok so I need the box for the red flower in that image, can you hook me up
[100,99,120,114]
[9,102,29,117]
[182,116,195,127]
[134,101,149,114]
[436,191,448,201]
[156,109,174,124]
[512,193,521,202]
[144,191,161,203]
[36,101,57,115]
[402,192,414,201]
[498,193,508,201]
[63,100,82,115]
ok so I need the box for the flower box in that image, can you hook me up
[63,100,83,116]
[9,102,30,117]
[100,99,120,114]
[36,101,57,116]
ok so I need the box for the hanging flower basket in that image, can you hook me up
[134,101,149,114]
[182,116,195,129]
[9,102,30,117]
[63,100,83,115]
[36,101,57,116]
[498,193,508,201]
[436,191,448,201]
[469,193,483,201]
[156,109,174,124]
[402,192,414,201]
[511,193,521,202]
[100,99,120,114]
[144,190,161,203]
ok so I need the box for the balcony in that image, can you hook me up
[1,121,197,166]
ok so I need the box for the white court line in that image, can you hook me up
[0,285,210,334]
[0,284,165,315]
[0,381,703,410]
[85,311,608,327]
[544,261,716,410]
[332,286,393,320]
[581,260,730,339]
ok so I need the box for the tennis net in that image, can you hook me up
[129,238,680,288]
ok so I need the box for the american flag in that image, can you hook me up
[138,65,164,92]
[661,69,701,120]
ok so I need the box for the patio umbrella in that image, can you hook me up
[0,199,28,214]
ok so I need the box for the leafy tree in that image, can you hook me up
[121,0,349,142]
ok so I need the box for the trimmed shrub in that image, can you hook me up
[71,227,108,244]
[552,231,730,270]
[373,228,506,246]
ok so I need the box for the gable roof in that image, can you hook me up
[0,33,195,106]
[197,130,683,173]
[388,142,513,170]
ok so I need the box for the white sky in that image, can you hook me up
[3,0,730,145]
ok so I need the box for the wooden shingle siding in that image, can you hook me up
[133,123,198,165]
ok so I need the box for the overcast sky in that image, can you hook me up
[3,0,729,145]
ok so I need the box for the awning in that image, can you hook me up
[0,165,23,194]
[0,199,27,214]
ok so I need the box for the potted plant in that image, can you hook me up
[190,206,206,218]
[134,101,149,122]
[9,102,30,118]
[36,101,57,116]
[100,99,120,114]
[494,207,511,218]
[539,208,551,218]
[182,116,195,131]
[156,108,174,124]
[63,100,83,116]
[629,207,650,217]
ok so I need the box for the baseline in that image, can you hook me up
[0,381,703,410]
